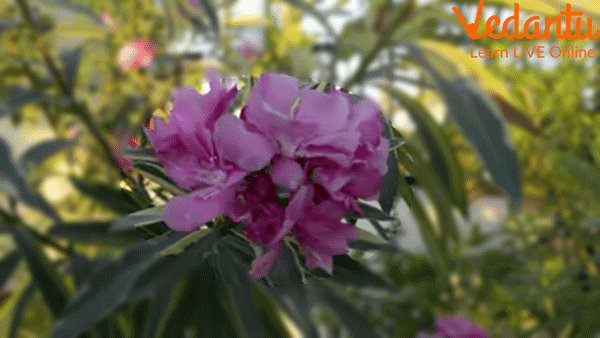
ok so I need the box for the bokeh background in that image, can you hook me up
[2,0,600,337]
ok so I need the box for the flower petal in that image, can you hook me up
[213,115,277,172]
[163,188,234,232]
[269,156,305,191]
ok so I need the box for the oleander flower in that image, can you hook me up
[242,73,388,211]
[239,73,388,276]
[101,13,117,30]
[248,184,359,277]
[147,72,389,278]
[145,72,276,231]
[117,38,156,72]
[417,315,488,338]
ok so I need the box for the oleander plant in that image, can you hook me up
[2,0,600,337]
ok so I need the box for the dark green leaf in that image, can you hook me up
[330,255,392,290]
[51,231,188,338]
[268,286,319,338]
[7,283,35,338]
[407,43,522,209]
[310,281,379,338]
[49,222,146,246]
[380,84,468,216]
[378,114,400,213]
[141,280,188,338]
[175,0,208,32]
[133,162,187,196]
[0,138,60,221]
[59,47,83,91]
[20,138,73,170]
[111,205,165,232]
[70,177,141,214]
[69,254,96,288]
[123,147,156,162]
[0,252,20,289]
[348,239,400,253]
[9,226,70,317]
[346,202,395,222]
[198,0,219,36]
[0,87,51,118]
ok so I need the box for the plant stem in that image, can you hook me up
[342,0,414,89]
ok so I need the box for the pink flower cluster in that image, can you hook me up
[417,315,488,338]
[145,72,389,277]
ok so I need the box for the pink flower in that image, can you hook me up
[248,184,359,276]
[235,73,388,277]
[417,315,488,338]
[111,132,140,172]
[146,72,389,278]
[101,13,116,30]
[145,72,277,231]
[242,74,388,204]
[117,38,156,72]
[235,41,261,59]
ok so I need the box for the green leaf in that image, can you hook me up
[380,84,468,216]
[198,0,219,36]
[394,147,450,282]
[48,222,147,246]
[20,138,73,170]
[141,279,188,338]
[0,87,52,118]
[70,177,141,214]
[330,255,392,290]
[0,252,20,290]
[0,272,34,338]
[346,202,396,222]
[160,227,213,256]
[310,281,379,338]
[111,205,165,232]
[175,0,208,32]
[59,47,83,91]
[6,283,36,338]
[133,162,187,196]
[407,43,522,209]
[51,231,188,338]
[123,147,156,162]
[0,138,60,221]
[9,226,70,317]
[378,114,400,213]
[348,239,400,253]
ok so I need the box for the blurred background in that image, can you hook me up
[2,0,600,337]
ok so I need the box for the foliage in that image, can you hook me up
[0,0,599,337]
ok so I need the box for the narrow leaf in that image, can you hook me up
[111,205,165,232]
[0,252,20,289]
[378,114,400,213]
[9,226,70,316]
[331,255,392,289]
[380,84,468,215]
[20,138,73,170]
[51,231,187,338]
[0,138,60,221]
[70,177,141,214]
[59,47,83,90]
[407,43,522,208]
[49,222,146,246]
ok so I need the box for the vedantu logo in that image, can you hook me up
[453,0,600,40]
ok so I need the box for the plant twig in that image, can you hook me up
[15,0,135,184]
